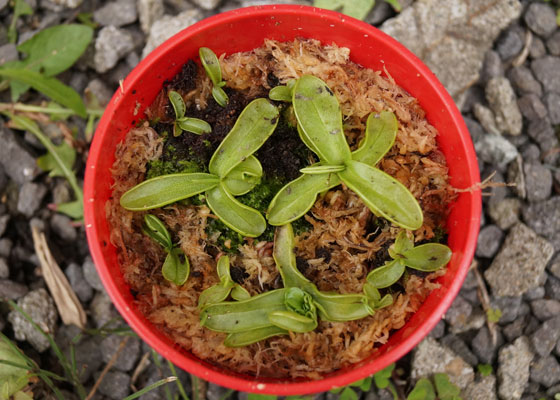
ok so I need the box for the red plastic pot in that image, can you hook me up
[84,5,481,395]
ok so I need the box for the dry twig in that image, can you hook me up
[85,336,130,400]
[471,260,498,346]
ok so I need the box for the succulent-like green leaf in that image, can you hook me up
[224,326,288,347]
[267,173,341,226]
[216,255,231,281]
[205,184,266,237]
[375,294,394,309]
[222,155,262,196]
[0,339,30,398]
[199,47,222,85]
[120,173,219,211]
[400,243,452,271]
[367,259,405,289]
[407,379,436,400]
[176,118,212,136]
[209,98,279,178]
[269,80,296,102]
[200,289,287,333]
[142,214,173,250]
[231,285,251,301]
[198,283,234,308]
[268,310,317,333]
[352,111,398,166]
[310,288,374,322]
[284,287,317,320]
[162,248,190,286]
[389,230,414,259]
[339,160,423,230]
[211,86,229,108]
[363,282,381,301]
[292,75,351,164]
[168,90,185,119]
[36,140,76,178]
[300,164,345,175]
[273,224,312,288]
[433,373,461,400]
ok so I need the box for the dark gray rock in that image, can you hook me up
[50,214,77,242]
[517,301,531,318]
[532,56,560,93]
[70,339,103,383]
[520,143,541,163]
[474,103,500,135]
[503,316,527,342]
[486,77,522,135]
[523,197,560,251]
[207,383,230,400]
[97,371,131,399]
[523,286,545,301]
[366,0,394,25]
[441,334,478,366]
[544,92,560,124]
[0,165,6,196]
[0,257,8,279]
[497,336,534,400]
[524,3,558,37]
[481,50,503,82]
[0,238,12,258]
[445,295,472,328]
[64,263,93,303]
[93,0,137,27]
[461,287,481,306]
[85,79,114,107]
[531,299,560,321]
[476,225,504,258]
[485,224,554,297]
[488,198,521,230]
[524,162,553,202]
[546,275,560,301]
[508,66,543,96]
[94,26,135,73]
[496,28,523,60]
[83,256,105,292]
[100,335,141,372]
[7,289,58,352]
[91,291,118,328]
[465,116,485,143]
[0,214,9,237]
[471,326,503,364]
[428,319,446,339]
[0,279,28,299]
[547,30,560,56]
[524,315,542,336]
[17,182,47,217]
[517,93,548,120]
[475,134,518,167]
[0,125,41,184]
[0,43,17,65]
[490,296,522,324]
[530,36,547,58]
[531,316,560,357]
[531,356,560,387]
[52,181,72,205]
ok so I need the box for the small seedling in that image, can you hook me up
[198,255,250,307]
[120,98,279,237]
[486,308,502,323]
[168,91,211,137]
[407,374,462,400]
[199,47,229,107]
[267,75,423,231]
[143,214,190,286]
[365,231,452,296]
[313,0,402,21]
[477,364,493,377]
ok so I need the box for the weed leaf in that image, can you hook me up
[55,200,83,220]
[37,141,76,178]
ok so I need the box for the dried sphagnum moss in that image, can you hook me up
[107,38,455,379]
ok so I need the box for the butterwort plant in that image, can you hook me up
[168,90,212,137]
[267,75,423,231]
[199,47,229,107]
[198,255,250,308]
[120,98,279,237]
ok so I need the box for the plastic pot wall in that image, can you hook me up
[84,5,481,396]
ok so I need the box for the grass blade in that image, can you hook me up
[123,377,177,400]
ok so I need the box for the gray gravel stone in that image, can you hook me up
[547,30,560,56]
[517,93,547,121]
[8,289,58,352]
[0,214,9,237]
[0,279,28,299]
[0,125,41,185]
[101,335,141,372]
[142,9,202,58]
[508,66,543,96]
[428,319,446,339]
[527,117,560,165]
[476,225,504,258]
[550,253,560,279]
[507,156,526,199]
[530,36,547,58]
[0,0,7,11]
[523,286,545,301]
[463,375,497,400]
[524,3,558,38]
[531,356,560,387]
[441,334,478,366]
[546,275,560,301]
[472,326,503,364]
[485,223,554,297]
[497,336,534,400]
[488,198,521,230]
[544,92,560,124]
[94,0,137,26]
[486,77,523,136]
[532,56,560,93]
[496,27,523,60]
[465,116,485,142]
[97,371,131,399]
[85,79,114,107]
[0,258,8,279]
[474,103,501,135]
[50,214,77,242]
[366,1,394,25]
[91,291,118,328]
[0,43,18,65]
[190,0,220,9]
[490,296,522,324]
[520,143,541,163]
[411,337,474,389]
[94,26,135,73]
[83,256,104,292]
[523,197,560,251]
[531,316,560,357]
[207,383,230,400]
[444,295,472,327]
[481,50,503,83]
[65,263,93,303]
[503,316,527,342]
[70,339,102,383]
[524,162,553,202]
[138,0,164,33]
[530,299,560,321]
[475,134,518,167]
[0,239,12,258]
[17,182,47,217]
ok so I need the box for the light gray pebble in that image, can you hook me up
[17,182,47,217]
[524,3,558,37]
[0,43,18,65]
[94,0,137,27]
[0,0,7,11]
[517,93,547,120]
[94,26,135,73]
[474,103,500,135]
[530,299,560,321]
[190,0,221,10]
[97,371,131,399]
[530,356,560,387]
[445,295,472,328]
[138,0,164,33]
[472,325,504,364]
[550,253,560,279]
[523,197,560,252]
[488,198,521,230]
[476,225,504,258]
[0,258,8,279]
[497,336,534,400]
[532,56,560,93]
[52,181,71,205]
[531,315,560,357]
[90,291,118,328]
[481,50,503,82]
[65,263,93,303]
[486,77,522,136]
[8,289,58,352]
[85,79,114,107]
[508,66,543,96]
[83,256,105,292]
[524,162,553,202]
[462,375,497,400]
[101,335,141,372]
[0,125,41,185]
[475,134,518,168]
[0,279,28,299]
[517,301,531,318]
[544,92,560,125]
[50,214,77,242]
[496,28,523,60]
[460,287,481,306]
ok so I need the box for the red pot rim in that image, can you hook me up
[84,5,481,395]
